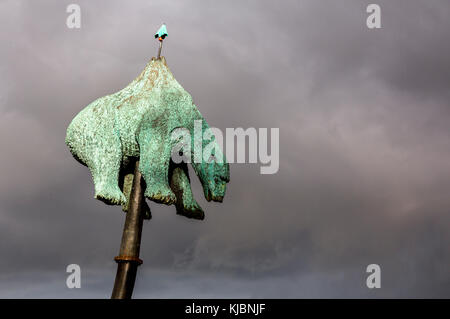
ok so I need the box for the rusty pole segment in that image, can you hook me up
[111,160,146,299]
[157,40,163,59]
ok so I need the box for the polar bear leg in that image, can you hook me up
[170,162,204,220]
[89,133,126,206]
[138,130,176,205]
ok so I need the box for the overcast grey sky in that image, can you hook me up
[0,0,449,298]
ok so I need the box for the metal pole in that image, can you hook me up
[111,160,146,299]
[157,40,163,59]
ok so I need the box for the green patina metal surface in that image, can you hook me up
[66,56,230,220]
[155,24,168,39]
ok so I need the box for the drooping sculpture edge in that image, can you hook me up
[65,56,230,220]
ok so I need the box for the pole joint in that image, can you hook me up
[114,255,143,265]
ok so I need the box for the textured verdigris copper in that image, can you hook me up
[66,57,230,220]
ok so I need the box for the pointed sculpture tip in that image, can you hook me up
[155,24,168,40]
[151,56,167,66]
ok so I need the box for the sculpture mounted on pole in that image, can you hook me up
[155,23,167,59]
[65,24,230,298]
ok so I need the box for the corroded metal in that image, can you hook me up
[66,55,230,299]
[157,40,163,59]
[65,56,230,218]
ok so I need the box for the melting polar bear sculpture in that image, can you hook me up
[66,57,230,220]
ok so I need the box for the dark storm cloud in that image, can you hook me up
[0,0,449,298]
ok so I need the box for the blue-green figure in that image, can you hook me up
[154,24,168,41]
[65,56,230,220]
